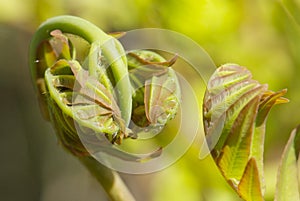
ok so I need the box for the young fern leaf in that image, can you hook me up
[30,15,132,128]
[39,32,139,160]
[30,18,163,161]
[30,16,180,161]
[275,125,300,201]
[127,50,181,135]
[217,96,261,183]
[203,64,288,200]
[29,15,183,201]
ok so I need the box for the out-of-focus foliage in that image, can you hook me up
[1,0,300,201]
[275,126,300,201]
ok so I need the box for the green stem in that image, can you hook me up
[79,156,136,201]
[29,15,132,126]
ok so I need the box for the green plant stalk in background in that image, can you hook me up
[79,156,136,201]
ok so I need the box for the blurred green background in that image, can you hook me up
[1,0,299,200]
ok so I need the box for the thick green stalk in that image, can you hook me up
[79,157,136,201]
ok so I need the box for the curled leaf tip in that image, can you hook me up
[127,50,181,132]
[108,31,126,39]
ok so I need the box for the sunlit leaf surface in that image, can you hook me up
[203,64,288,200]
[238,158,263,201]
